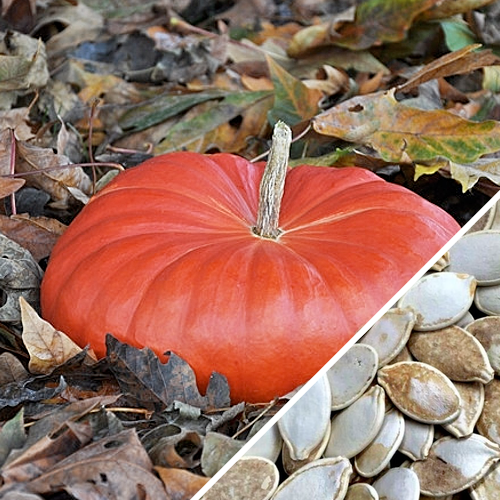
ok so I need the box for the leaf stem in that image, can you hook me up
[253,121,292,240]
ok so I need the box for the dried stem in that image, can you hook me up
[253,121,292,240]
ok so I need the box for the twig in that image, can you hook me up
[9,129,17,215]
[231,398,278,440]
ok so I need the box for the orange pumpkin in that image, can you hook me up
[41,126,459,402]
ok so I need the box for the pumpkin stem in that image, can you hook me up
[253,121,292,240]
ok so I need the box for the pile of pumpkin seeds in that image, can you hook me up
[201,201,500,500]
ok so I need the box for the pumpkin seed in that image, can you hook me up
[455,310,474,328]
[345,483,379,500]
[411,434,500,496]
[398,417,434,461]
[325,385,385,459]
[202,456,279,500]
[327,343,378,410]
[270,457,351,500]
[388,344,413,364]
[467,316,500,375]
[354,407,405,478]
[281,420,331,475]
[278,375,331,461]
[397,272,476,331]
[448,231,500,285]
[442,382,485,438]
[477,378,500,446]
[431,253,450,271]
[359,307,415,368]
[244,422,282,463]
[377,361,461,424]
[475,284,500,316]
[470,461,500,500]
[371,468,420,500]
[407,325,494,383]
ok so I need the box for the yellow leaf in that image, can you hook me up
[20,297,85,374]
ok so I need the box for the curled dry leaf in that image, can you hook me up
[0,234,43,323]
[15,141,92,209]
[20,297,83,375]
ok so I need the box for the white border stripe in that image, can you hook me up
[191,189,500,500]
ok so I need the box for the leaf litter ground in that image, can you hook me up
[2,0,500,498]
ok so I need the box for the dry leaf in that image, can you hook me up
[155,467,210,500]
[20,297,83,375]
[0,234,43,323]
[0,352,29,385]
[16,141,92,209]
[398,44,500,93]
[312,89,500,164]
[0,108,35,141]
[0,214,66,262]
[0,177,25,199]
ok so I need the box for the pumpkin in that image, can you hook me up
[41,123,459,403]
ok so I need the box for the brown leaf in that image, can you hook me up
[0,352,29,385]
[15,141,92,209]
[398,45,500,93]
[155,467,210,500]
[106,335,231,411]
[27,430,168,500]
[0,108,34,141]
[20,297,83,375]
[0,214,66,262]
[0,177,25,199]
[1,422,93,484]
[418,0,497,20]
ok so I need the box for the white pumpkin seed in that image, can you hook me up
[377,361,461,424]
[278,375,331,461]
[475,284,500,316]
[467,316,500,375]
[477,378,500,446]
[411,434,500,496]
[327,343,378,410]
[448,231,500,285]
[281,420,331,475]
[245,422,283,463]
[442,382,485,438]
[388,345,413,364]
[372,468,420,500]
[354,407,405,478]
[455,310,474,328]
[407,325,494,383]
[345,483,379,500]
[325,385,385,459]
[202,456,279,500]
[398,417,434,461]
[360,307,415,368]
[470,461,500,500]
[431,252,450,271]
[271,457,351,500]
[397,272,476,331]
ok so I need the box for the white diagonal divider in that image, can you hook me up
[191,188,500,500]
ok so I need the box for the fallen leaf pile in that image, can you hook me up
[2,0,500,497]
